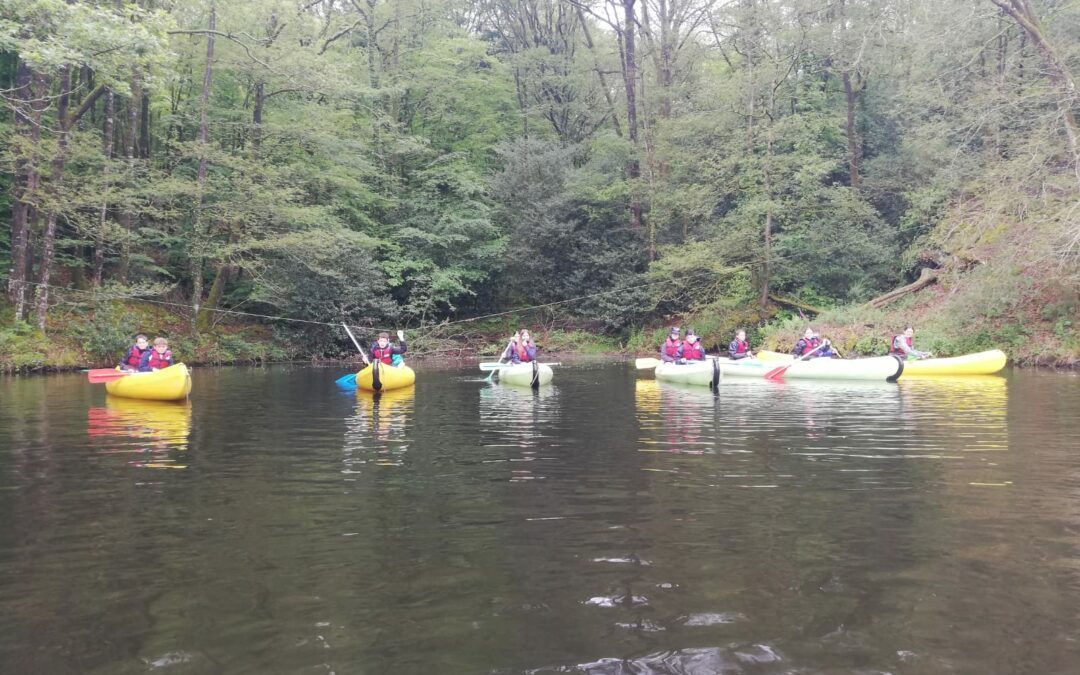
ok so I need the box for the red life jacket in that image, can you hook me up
[794,337,820,356]
[889,334,912,356]
[731,339,749,355]
[516,342,534,362]
[146,349,173,370]
[683,341,705,360]
[125,345,148,368]
[663,338,683,359]
[372,344,395,365]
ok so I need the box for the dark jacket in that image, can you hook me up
[370,340,406,365]
[503,340,537,364]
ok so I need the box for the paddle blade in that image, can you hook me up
[335,373,358,387]
[87,369,132,383]
[763,365,789,380]
[635,358,661,370]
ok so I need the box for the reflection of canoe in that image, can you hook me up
[717,356,903,381]
[898,374,1007,398]
[481,380,557,402]
[355,362,415,391]
[497,362,554,387]
[88,396,192,450]
[654,360,721,387]
[757,349,1007,376]
[903,350,1007,376]
[354,385,415,413]
[105,363,192,401]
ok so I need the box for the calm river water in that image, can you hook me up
[1,362,1078,674]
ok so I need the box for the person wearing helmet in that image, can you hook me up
[660,326,684,363]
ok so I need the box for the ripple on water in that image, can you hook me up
[523,644,786,674]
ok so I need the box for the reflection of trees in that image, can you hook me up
[1,373,185,670]
[13,365,1080,672]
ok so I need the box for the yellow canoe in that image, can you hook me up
[355,362,416,391]
[902,349,1007,376]
[756,349,1007,376]
[105,363,192,401]
[755,350,794,363]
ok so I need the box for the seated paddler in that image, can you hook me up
[370,330,407,366]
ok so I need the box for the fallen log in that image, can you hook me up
[868,268,939,308]
[768,294,826,315]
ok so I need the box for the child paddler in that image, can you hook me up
[370,330,407,365]
[139,337,174,371]
[681,328,706,361]
[889,326,931,360]
[503,329,537,364]
[728,329,754,360]
[120,334,150,371]
[792,328,835,358]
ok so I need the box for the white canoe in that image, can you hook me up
[497,362,554,388]
[654,359,723,387]
[716,355,903,381]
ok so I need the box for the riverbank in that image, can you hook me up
[0,301,296,374]
[4,280,1077,373]
[0,302,625,374]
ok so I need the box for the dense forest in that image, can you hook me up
[2,0,1078,367]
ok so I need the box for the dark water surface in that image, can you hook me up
[1,362,1078,674]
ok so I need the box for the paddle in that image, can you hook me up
[486,339,515,382]
[763,341,827,380]
[337,322,372,387]
[87,368,134,384]
[480,361,561,370]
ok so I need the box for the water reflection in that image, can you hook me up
[635,375,1010,492]
[342,387,414,470]
[635,379,721,456]
[479,383,561,482]
[5,365,1077,674]
[86,395,191,468]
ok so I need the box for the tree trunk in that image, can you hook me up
[363,0,385,168]
[191,5,217,327]
[139,90,151,158]
[8,58,34,316]
[196,262,228,332]
[576,5,622,137]
[991,0,1079,158]
[868,268,938,308]
[621,0,642,232]
[35,65,73,330]
[94,89,115,288]
[842,71,860,188]
[252,81,264,155]
[117,71,142,282]
[656,0,674,119]
[759,114,774,311]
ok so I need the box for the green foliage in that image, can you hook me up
[489,135,649,332]
[0,319,46,370]
[193,330,288,365]
[65,305,144,361]
[538,330,620,355]
[1,0,1077,366]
